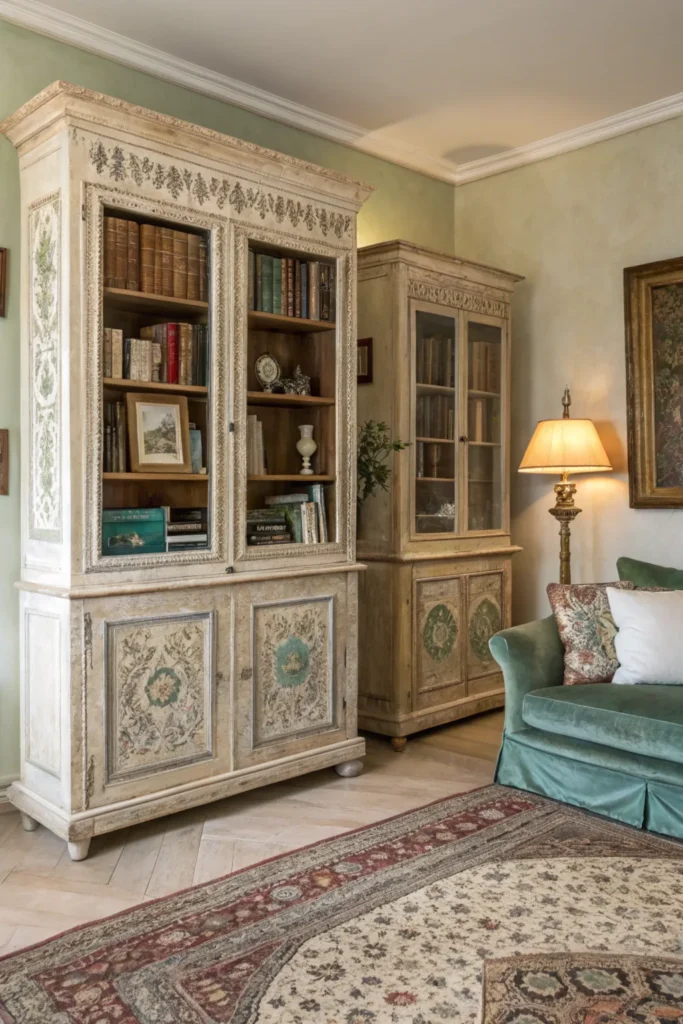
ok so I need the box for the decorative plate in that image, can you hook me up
[255,353,281,392]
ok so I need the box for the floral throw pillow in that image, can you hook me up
[547,582,634,685]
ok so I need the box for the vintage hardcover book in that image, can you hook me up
[329,265,337,321]
[272,257,282,315]
[301,262,308,319]
[151,341,162,383]
[103,328,112,379]
[173,231,189,299]
[179,322,193,385]
[115,401,126,472]
[255,254,263,311]
[159,227,174,296]
[294,260,301,318]
[167,323,179,384]
[104,217,117,287]
[111,328,123,379]
[139,224,155,294]
[153,231,163,295]
[199,239,208,302]
[247,533,292,545]
[249,521,289,533]
[320,265,329,321]
[115,219,128,289]
[264,492,308,505]
[286,257,295,316]
[187,233,201,301]
[101,508,166,557]
[126,220,140,291]
[261,255,273,314]
[246,509,287,523]
[307,483,328,543]
[248,250,255,311]
[304,501,319,543]
[308,262,319,321]
[189,427,203,473]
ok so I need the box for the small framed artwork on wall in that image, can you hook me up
[625,256,683,507]
[0,248,7,318]
[357,337,373,384]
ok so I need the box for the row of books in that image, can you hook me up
[247,485,329,545]
[101,506,208,556]
[416,335,455,388]
[416,394,455,440]
[469,340,500,393]
[103,324,209,386]
[103,400,127,473]
[415,441,454,481]
[468,397,500,443]
[104,217,208,301]
[248,252,336,322]
[247,415,266,476]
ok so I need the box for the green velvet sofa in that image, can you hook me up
[490,556,683,839]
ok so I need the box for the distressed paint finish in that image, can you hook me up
[467,572,503,680]
[415,576,463,694]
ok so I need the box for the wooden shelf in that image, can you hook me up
[248,311,335,334]
[416,436,455,444]
[247,391,335,408]
[416,382,455,394]
[468,389,500,398]
[469,479,495,484]
[248,474,335,482]
[415,477,455,482]
[103,378,208,396]
[103,472,209,482]
[469,441,501,447]
[103,287,208,316]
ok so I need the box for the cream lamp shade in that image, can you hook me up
[519,418,612,475]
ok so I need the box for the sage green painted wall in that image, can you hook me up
[455,117,683,625]
[0,18,454,782]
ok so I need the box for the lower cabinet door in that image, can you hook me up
[234,573,350,768]
[413,575,466,710]
[466,569,506,695]
[83,587,232,809]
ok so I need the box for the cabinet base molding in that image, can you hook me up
[8,737,365,855]
[359,690,505,740]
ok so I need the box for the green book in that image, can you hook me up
[101,508,166,556]
[272,257,282,315]
[268,502,303,543]
[261,255,273,314]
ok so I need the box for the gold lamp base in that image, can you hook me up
[548,472,581,584]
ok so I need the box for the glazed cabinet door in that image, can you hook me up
[234,573,351,768]
[82,588,232,810]
[413,574,466,711]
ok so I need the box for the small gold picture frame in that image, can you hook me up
[125,392,192,474]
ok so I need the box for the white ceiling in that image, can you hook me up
[4,0,683,182]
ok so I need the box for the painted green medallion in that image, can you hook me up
[469,598,501,660]
[145,666,182,707]
[422,603,457,662]
[276,635,311,688]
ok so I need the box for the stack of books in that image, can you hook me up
[416,394,455,439]
[247,415,266,476]
[262,484,328,544]
[101,508,166,556]
[104,217,207,301]
[469,340,500,393]
[103,400,127,472]
[163,507,208,551]
[246,509,292,546]
[417,335,455,387]
[248,252,336,321]
[102,324,209,386]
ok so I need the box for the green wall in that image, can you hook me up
[0,18,455,783]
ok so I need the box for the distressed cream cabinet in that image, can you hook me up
[357,242,522,749]
[1,83,371,859]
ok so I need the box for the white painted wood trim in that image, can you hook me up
[0,775,19,809]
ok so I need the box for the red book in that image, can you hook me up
[167,323,179,384]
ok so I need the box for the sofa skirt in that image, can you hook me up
[496,729,683,840]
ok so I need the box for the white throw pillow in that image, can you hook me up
[606,587,683,685]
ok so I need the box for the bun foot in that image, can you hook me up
[390,737,408,753]
[334,759,363,778]
[67,839,91,862]
[20,812,39,832]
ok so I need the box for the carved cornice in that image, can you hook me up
[407,279,508,318]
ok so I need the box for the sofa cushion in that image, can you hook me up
[522,684,683,765]
[546,581,633,685]
[617,555,683,590]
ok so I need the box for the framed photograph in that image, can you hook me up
[125,393,192,474]
[357,337,373,384]
[625,256,683,507]
[0,248,7,318]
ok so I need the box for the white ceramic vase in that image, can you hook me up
[296,424,317,476]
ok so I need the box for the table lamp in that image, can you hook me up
[519,388,612,583]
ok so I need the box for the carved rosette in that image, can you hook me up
[467,573,503,678]
[28,193,61,541]
[252,598,333,746]
[105,613,213,781]
[415,577,463,693]
[408,278,508,318]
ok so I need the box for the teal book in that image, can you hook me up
[268,502,303,543]
[102,508,166,556]
[272,258,282,315]
[261,255,274,314]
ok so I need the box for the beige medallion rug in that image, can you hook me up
[0,785,682,1023]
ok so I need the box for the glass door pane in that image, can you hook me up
[414,309,458,535]
[467,320,503,531]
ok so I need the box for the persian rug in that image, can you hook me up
[1,785,683,1024]
[480,951,683,1023]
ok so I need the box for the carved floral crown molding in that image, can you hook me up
[2,0,683,186]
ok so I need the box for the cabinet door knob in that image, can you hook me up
[458,435,469,443]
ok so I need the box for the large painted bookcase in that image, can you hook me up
[357,242,522,749]
[1,83,370,859]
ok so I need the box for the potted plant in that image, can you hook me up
[357,420,409,534]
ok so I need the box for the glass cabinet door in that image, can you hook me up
[466,318,504,532]
[413,308,458,535]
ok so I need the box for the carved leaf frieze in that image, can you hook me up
[408,279,508,318]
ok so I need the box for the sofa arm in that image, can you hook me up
[489,616,564,735]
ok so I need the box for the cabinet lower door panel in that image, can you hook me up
[413,575,466,709]
[466,570,505,685]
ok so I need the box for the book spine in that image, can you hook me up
[308,262,319,321]
[173,231,188,299]
[187,233,201,301]
[115,219,128,289]
[301,261,308,320]
[249,522,288,533]
[123,338,131,380]
[272,257,282,315]
[255,254,263,311]
[153,229,163,295]
[103,328,112,379]
[199,239,208,302]
[167,323,179,385]
[111,329,123,380]
[248,250,255,311]
[126,220,139,291]
[286,258,295,316]
[152,340,162,383]
[300,501,310,543]
[329,264,336,322]
[320,265,329,321]
[139,224,155,294]
[294,260,301,318]
[261,256,273,314]
[247,534,292,545]
[160,228,174,296]
[179,323,192,385]
[104,217,117,287]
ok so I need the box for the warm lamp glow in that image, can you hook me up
[519,418,612,475]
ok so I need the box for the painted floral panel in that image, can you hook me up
[467,573,503,679]
[653,282,683,487]
[547,582,633,685]
[415,577,462,693]
[106,613,213,779]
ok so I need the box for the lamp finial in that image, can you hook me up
[562,387,571,419]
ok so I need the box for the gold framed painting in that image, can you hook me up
[126,392,192,474]
[625,256,683,508]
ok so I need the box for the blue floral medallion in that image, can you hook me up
[275,636,311,688]
[145,666,182,707]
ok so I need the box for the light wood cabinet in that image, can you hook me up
[357,242,522,747]
[1,83,371,858]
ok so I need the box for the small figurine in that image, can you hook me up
[281,365,311,395]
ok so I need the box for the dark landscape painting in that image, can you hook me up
[652,282,683,488]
